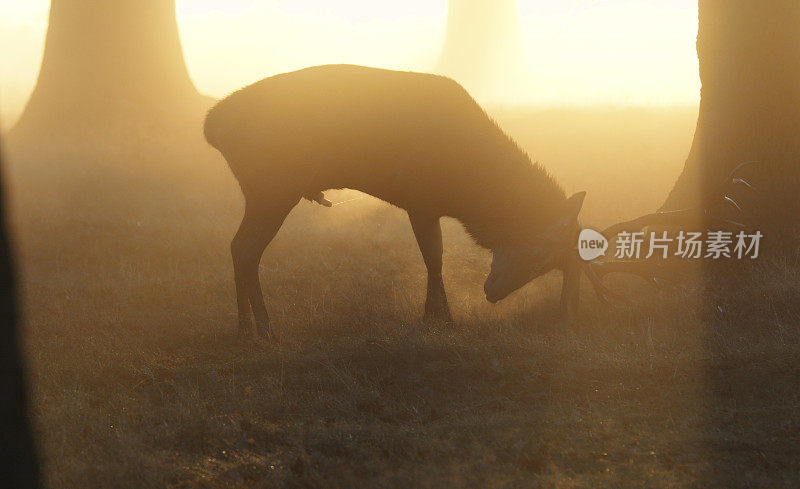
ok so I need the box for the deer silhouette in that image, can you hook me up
[205,64,585,338]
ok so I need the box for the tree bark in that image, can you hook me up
[437,0,527,102]
[663,0,800,245]
[11,0,208,141]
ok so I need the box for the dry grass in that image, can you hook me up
[6,106,800,488]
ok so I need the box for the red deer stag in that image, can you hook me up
[205,64,586,338]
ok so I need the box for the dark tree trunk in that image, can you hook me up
[663,0,800,246]
[11,0,208,142]
[0,140,39,488]
[437,0,527,101]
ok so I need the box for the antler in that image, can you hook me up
[584,161,757,303]
[601,161,756,237]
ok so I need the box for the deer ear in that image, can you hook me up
[563,191,586,222]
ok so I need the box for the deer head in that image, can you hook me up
[484,191,586,303]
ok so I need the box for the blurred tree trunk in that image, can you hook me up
[11,0,209,142]
[437,0,528,102]
[0,140,39,488]
[662,0,800,246]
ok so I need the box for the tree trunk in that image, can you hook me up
[663,0,800,246]
[11,0,208,142]
[0,140,39,488]
[437,0,527,102]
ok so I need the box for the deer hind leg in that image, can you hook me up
[231,201,294,339]
[408,212,452,322]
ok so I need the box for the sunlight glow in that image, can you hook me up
[0,0,699,127]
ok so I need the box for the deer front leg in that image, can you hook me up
[408,213,452,322]
[559,257,581,328]
[231,202,293,339]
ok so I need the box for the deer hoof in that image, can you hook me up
[237,321,254,339]
[256,322,274,341]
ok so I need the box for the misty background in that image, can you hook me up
[1,0,699,129]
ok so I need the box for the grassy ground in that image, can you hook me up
[6,106,800,488]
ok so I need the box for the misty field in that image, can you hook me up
[7,107,800,488]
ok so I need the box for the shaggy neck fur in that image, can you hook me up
[448,133,568,251]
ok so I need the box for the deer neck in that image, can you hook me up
[454,152,567,251]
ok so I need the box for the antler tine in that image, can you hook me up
[721,160,757,185]
[714,160,757,204]
[722,195,742,212]
[713,217,746,229]
[711,161,758,219]
[600,161,758,237]
[583,262,626,304]
[601,208,704,237]
[732,177,755,191]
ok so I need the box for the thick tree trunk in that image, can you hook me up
[11,0,208,142]
[0,141,39,488]
[663,0,800,245]
[437,0,527,102]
